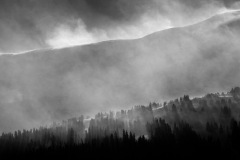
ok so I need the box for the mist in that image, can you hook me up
[1,0,240,53]
[0,9,240,132]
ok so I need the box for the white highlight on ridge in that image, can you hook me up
[2,8,240,55]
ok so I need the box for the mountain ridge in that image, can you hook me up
[3,9,240,56]
[1,10,240,132]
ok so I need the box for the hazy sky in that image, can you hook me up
[1,0,240,133]
[0,0,240,53]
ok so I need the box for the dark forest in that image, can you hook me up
[1,87,240,159]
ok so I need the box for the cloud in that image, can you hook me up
[46,19,99,48]
[46,12,173,48]
[1,1,240,133]
[0,0,240,52]
[1,10,240,133]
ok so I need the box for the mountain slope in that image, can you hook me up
[1,11,240,132]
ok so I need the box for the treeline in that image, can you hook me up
[1,87,240,158]
[1,118,240,158]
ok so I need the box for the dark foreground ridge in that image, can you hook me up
[1,87,240,159]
